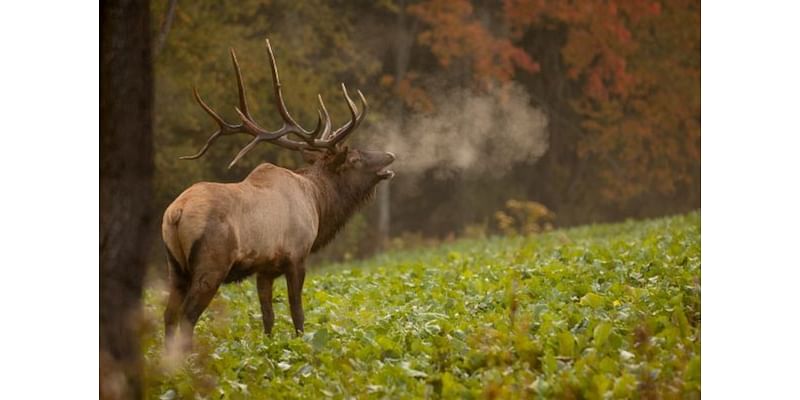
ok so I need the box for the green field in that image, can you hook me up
[142,212,700,399]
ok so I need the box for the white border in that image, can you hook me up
[2,1,800,398]
[0,1,98,397]
[703,1,800,398]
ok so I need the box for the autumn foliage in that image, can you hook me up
[403,0,699,210]
[408,0,540,83]
[151,0,700,251]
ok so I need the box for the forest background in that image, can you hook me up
[150,0,699,263]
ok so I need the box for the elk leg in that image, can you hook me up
[178,270,225,350]
[285,263,306,335]
[163,273,187,349]
[257,272,277,335]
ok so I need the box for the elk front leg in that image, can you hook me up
[285,262,306,335]
[257,272,277,335]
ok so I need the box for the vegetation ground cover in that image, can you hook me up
[142,212,700,399]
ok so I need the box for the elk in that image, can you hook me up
[161,39,395,349]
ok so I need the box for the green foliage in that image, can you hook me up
[142,212,700,398]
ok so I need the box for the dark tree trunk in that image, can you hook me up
[100,0,153,398]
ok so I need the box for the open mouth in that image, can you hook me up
[377,169,395,180]
[377,152,396,180]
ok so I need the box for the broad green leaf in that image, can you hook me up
[558,331,576,358]
[593,322,613,348]
[580,292,605,308]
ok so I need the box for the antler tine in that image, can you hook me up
[316,94,332,140]
[265,39,290,124]
[265,39,314,141]
[309,109,324,138]
[179,130,221,160]
[306,94,333,140]
[329,85,368,145]
[179,87,238,160]
[193,87,229,130]
[228,135,263,169]
[230,48,250,118]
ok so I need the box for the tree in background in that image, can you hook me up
[100,0,154,398]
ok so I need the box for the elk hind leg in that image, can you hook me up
[164,276,187,349]
[178,250,230,350]
[164,249,188,349]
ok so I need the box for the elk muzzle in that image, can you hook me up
[374,151,396,180]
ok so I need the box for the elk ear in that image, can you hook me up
[327,148,349,171]
[301,150,323,164]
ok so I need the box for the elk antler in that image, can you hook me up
[182,39,368,168]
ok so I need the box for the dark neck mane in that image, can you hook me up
[299,166,376,252]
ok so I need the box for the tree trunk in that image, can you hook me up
[377,1,417,248]
[377,183,391,247]
[100,1,154,399]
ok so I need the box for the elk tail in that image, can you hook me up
[162,207,189,271]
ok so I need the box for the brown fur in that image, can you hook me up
[161,148,394,348]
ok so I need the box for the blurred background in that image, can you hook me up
[149,0,699,264]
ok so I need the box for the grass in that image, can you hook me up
[142,212,700,399]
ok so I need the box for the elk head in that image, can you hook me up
[181,39,395,185]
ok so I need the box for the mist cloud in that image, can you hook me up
[366,82,549,181]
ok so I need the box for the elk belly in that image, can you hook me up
[225,249,294,283]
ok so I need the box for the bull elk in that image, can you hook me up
[161,39,395,349]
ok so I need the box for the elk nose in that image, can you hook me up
[386,152,396,162]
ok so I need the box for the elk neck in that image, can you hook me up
[299,166,377,252]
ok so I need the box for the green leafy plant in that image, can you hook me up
[142,212,700,399]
